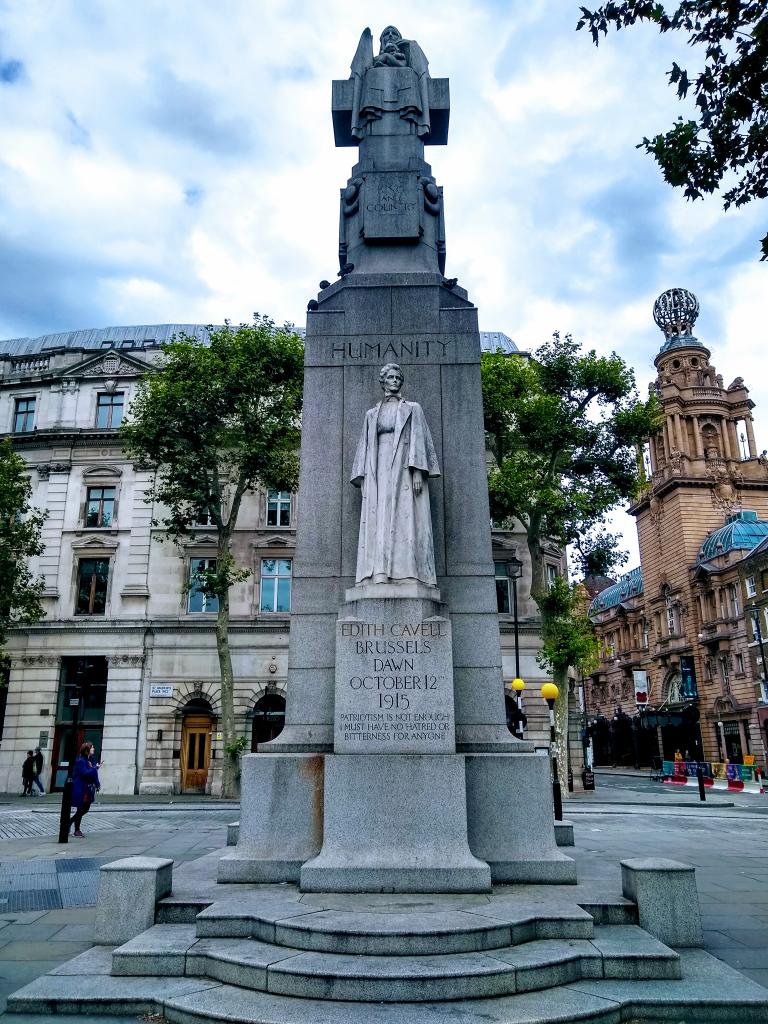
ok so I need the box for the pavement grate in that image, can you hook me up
[0,857,100,910]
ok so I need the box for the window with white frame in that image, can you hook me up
[266,490,291,527]
[188,557,219,613]
[260,557,292,613]
[85,486,116,528]
[729,583,740,617]
[95,392,124,429]
[746,576,757,598]
[546,564,559,589]
[494,562,511,614]
[665,591,677,636]
[13,397,36,433]
[735,652,745,674]
[641,620,649,649]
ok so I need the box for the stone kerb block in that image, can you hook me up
[621,858,703,948]
[94,856,173,945]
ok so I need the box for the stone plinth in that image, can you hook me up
[465,753,577,884]
[300,753,491,892]
[217,753,323,883]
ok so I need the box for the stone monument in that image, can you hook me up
[219,23,574,890]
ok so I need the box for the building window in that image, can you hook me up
[260,557,292,613]
[719,655,730,691]
[188,558,219,613]
[665,593,677,636]
[494,562,511,614]
[704,657,713,681]
[75,558,109,615]
[641,620,649,649]
[736,652,745,674]
[13,397,35,433]
[266,490,291,528]
[85,486,116,528]
[746,576,757,598]
[95,392,124,429]
[729,583,740,617]
[546,564,559,589]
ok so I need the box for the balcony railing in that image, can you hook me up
[10,355,50,374]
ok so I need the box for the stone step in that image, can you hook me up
[8,947,768,1024]
[193,894,595,953]
[110,923,680,1002]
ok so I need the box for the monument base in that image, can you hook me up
[300,753,491,892]
[466,751,577,884]
[217,753,323,884]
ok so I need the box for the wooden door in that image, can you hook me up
[181,714,212,792]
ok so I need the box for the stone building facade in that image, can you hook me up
[586,289,768,769]
[1,324,556,795]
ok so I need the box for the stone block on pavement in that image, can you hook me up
[621,857,704,948]
[94,856,173,945]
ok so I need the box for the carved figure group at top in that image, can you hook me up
[350,26,431,140]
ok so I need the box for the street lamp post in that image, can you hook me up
[57,669,83,845]
[541,682,562,820]
[511,676,526,739]
[506,557,523,680]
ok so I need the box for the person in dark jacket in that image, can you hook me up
[21,751,35,796]
[69,742,101,837]
[32,747,45,795]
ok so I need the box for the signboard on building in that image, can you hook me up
[680,656,699,699]
[633,669,649,706]
[149,685,174,698]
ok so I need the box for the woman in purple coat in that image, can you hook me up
[69,742,101,838]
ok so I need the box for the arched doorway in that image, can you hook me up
[251,693,286,751]
[180,698,214,793]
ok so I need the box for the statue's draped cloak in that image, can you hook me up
[351,398,440,585]
[350,30,431,140]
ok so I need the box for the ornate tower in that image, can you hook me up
[628,288,768,760]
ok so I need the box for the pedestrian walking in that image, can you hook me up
[21,750,35,796]
[32,746,45,795]
[69,742,101,837]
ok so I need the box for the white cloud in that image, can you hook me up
[0,0,765,562]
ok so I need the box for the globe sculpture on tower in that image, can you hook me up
[653,286,700,345]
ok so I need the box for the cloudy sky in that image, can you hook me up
[1,0,765,563]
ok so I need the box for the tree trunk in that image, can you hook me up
[215,585,238,799]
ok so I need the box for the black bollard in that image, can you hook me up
[552,755,563,820]
[696,764,706,802]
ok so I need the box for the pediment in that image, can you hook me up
[53,348,151,381]
[72,534,120,552]
[183,533,218,549]
[253,534,294,549]
[83,464,123,478]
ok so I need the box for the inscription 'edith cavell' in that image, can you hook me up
[335,618,455,754]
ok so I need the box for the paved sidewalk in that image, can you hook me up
[1,798,768,1015]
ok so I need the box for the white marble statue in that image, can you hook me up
[351,364,440,587]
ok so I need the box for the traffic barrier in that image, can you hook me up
[661,760,764,794]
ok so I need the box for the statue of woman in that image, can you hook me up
[351,364,440,587]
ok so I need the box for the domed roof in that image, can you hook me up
[589,566,643,614]
[697,510,768,564]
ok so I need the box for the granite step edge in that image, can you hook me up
[8,950,767,1024]
[111,928,681,1002]
[197,900,596,951]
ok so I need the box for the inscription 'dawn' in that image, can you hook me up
[332,339,453,360]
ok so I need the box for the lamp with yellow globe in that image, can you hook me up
[540,682,562,822]
[511,677,526,740]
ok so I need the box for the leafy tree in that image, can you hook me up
[481,333,659,783]
[121,318,304,797]
[0,438,46,666]
[577,2,768,258]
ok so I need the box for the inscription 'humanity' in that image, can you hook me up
[334,617,455,754]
